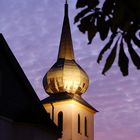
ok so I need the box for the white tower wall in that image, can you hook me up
[43,100,95,140]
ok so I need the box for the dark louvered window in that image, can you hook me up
[58,111,63,131]
[85,117,87,136]
[78,114,80,133]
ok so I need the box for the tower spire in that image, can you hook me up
[43,1,89,95]
[57,0,74,60]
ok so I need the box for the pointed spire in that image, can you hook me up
[57,0,74,60]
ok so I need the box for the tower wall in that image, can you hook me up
[71,102,94,140]
[44,101,73,140]
[43,100,95,140]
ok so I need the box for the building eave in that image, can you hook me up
[42,93,98,113]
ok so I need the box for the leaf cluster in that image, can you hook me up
[75,0,140,76]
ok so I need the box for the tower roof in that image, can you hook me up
[43,2,89,96]
[0,34,61,137]
[57,2,74,60]
[42,93,98,112]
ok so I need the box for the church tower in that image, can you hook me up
[42,1,98,140]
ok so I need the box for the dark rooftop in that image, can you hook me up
[0,34,61,137]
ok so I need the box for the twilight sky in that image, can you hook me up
[0,0,140,140]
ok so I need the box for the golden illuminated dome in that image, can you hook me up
[43,2,89,96]
[43,59,89,96]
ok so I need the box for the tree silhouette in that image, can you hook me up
[75,0,140,76]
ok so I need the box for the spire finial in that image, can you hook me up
[66,0,68,4]
[65,0,68,15]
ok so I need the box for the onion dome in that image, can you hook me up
[43,2,89,96]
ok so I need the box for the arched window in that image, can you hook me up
[85,117,87,136]
[78,114,80,133]
[58,111,63,131]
